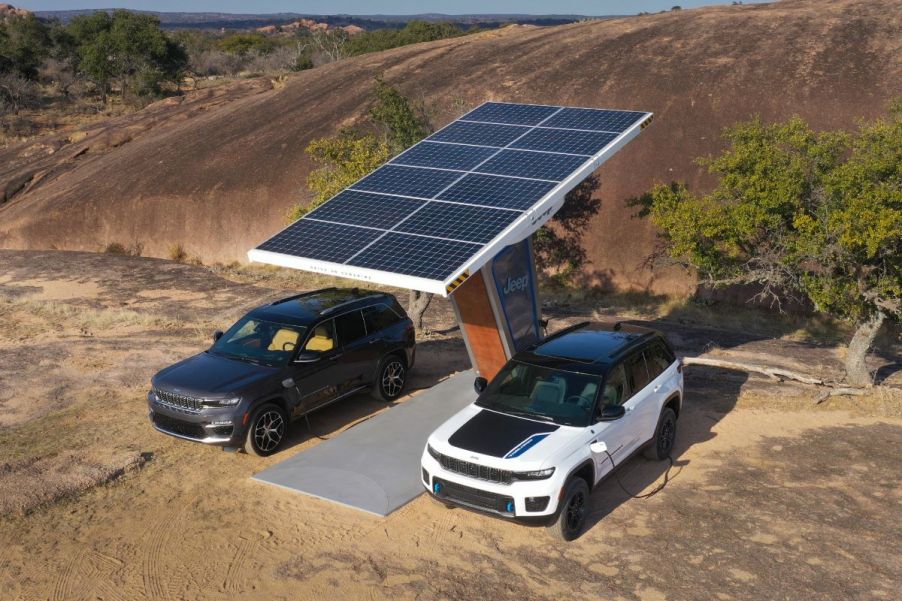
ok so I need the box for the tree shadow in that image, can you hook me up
[582,366,748,534]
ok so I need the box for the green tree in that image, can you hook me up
[66,10,187,101]
[533,175,601,280]
[0,13,51,79]
[286,129,391,222]
[368,76,430,154]
[633,107,901,386]
[216,33,276,57]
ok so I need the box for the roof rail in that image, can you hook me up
[612,321,658,335]
[269,287,338,306]
[319,293,385,316]
[540,320,591,343]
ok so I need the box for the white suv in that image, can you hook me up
[421,322,683,540]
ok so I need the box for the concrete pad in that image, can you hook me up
[252,370,476,516]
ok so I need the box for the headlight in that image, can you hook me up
[426,444,441,460]
[512,467,555,481]
[202,397,241,407]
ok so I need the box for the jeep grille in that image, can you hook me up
[153,388,203,413]
[435,451,512,485]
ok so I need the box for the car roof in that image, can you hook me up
[247,287,393,326]
[515,322,664,376]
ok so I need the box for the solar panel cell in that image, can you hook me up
[542,108,646,133]
[476,149,588,181]
[437,174,557,210]
[427,121,530,147]
[257,220,383,264]
[461,102,559,126]
[306,190,424,229]
[348,233,481,280]
[396,203,521,244]
[352,165,461,198]
[511,128,618,156]
[390,141,497,171]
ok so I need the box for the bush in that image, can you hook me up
[0,73,40,116]
[167,243,187,262]
[217,33,276,57]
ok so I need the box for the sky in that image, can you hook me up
[24,1,769,16]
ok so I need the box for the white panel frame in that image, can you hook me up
[248,104,652,297]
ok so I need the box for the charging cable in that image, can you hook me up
[603,449,674,499]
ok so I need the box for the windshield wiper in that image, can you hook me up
[500,408,557,423]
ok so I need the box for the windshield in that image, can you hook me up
[210,317,306,367]
[475,361,601,427]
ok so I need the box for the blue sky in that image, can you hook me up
[25,1,769,15]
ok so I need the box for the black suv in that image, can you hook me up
[148,288,415,456]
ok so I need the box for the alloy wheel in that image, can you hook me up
[658,417,675,456]
[381,361,405,398]
[565,490,586,533]
[253,410,285,453]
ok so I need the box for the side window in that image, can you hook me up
[625,353,651,396]
[304,320,335,352]
[645,341,673,381]
[362,304,402,334]
[601,364,629,406]
[335,311,367,346]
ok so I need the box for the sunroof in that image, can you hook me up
[534,330,640,362]
[249,102,653,296]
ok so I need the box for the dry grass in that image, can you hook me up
[167,243,188,263]
[0,450,147,515]
[2,298,184,333]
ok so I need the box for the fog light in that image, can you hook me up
[211,420,232,426]
[525,496,550,512]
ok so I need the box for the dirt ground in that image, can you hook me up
[0,250,900,601]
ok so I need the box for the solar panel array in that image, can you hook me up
[252,102,651,292]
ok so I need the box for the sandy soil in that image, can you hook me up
[0,250,899,601]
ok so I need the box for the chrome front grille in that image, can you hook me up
[153,388,203,413]
[436,451,512,485]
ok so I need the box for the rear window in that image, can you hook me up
[644,340,675,380]
[363,303,402,333]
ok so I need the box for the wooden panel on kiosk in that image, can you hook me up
[452,270,508,381]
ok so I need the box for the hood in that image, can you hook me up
[431,405,582,468]
[152,352,279,397]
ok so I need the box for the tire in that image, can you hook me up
[243,403,288,457]
[547,478,590,542]
[643,407,677,461]
[370,355,407,402]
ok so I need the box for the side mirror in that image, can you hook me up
[474,377,488,393]
[281,377,296,389]
[293,351,321,363]
[597,404,625,421]
[589,441,608,454]
[213,330,224,342]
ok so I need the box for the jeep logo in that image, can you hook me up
[502,275,529,295]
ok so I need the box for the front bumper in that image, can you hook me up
[147,391,246,446]
[420,450,562,520]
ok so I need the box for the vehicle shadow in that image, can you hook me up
[581,365,748,534]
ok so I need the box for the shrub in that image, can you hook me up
[167,243,187,262]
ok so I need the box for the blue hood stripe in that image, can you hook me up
[504,433,550,459]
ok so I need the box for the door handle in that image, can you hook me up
[329,353,344,361]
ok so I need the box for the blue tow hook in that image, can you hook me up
[506,501,514,513]
[433,482,442,494]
